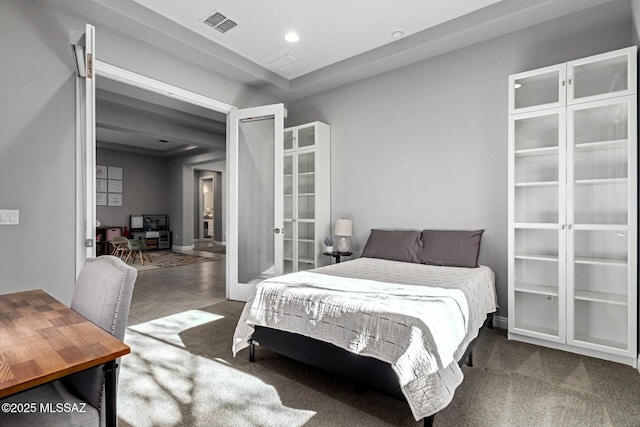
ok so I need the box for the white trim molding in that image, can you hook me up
[94,60,236,114]
[172,244,195,251]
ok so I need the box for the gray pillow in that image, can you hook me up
[419,230,484,268]
[361,229,423,263]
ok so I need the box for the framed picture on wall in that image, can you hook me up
[108,179,122,193]
[96,165,107,178]
[96,179,107,192]
[108,167,123,180]
[96,193,107,206]
[108,193,122,206]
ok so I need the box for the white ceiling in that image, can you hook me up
[131,0,503,79]
[46,0,616,154]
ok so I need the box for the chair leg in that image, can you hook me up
[140,251,145,265]
[145,251,152,263]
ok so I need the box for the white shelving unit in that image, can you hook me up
[283,121,331,274]
[508,46,638,367]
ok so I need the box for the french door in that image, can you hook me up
[227,104,285,301]
[73,24,96,277]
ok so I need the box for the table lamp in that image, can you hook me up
[334,219,352,253]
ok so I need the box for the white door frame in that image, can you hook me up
[74,26,236,279]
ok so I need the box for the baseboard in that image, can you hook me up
[172,244,195,251]
[492,315,508,330]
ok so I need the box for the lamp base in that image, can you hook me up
[337,237,351,253]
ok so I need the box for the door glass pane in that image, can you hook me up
[572,103,628,225]
[573,230,628,296]
[284,129,293,150]
[237,117,275,284]
[284,220,293,274]
[514,115,559,150]
[298,152,315,220]
[513,114,560,224]
[298,222,314,271]
[514,70,560,110]
[298,125,315,148]
[283,154,293,220]
[573,55,628,100]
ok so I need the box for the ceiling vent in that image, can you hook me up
[201,10,237,34]
[268,54,307,75]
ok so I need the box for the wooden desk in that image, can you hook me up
[0,289,130,427]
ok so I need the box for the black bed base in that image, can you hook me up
[249,312,494,426]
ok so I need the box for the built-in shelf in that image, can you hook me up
[573,334,627,350]
[515,146,559,157]
[573,290,627,306]
[574,256,627,267]
[515,253,559,262]
[515,181,558,187]
[509,47,637,364]
[298,192,315,197]
[514,223,559,229]
[574,178,627,185]
[514,282,559,296]
[298,172,315,177]
[513,322,559,338]
[573,139,627,152]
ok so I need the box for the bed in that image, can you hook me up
[232,229,497,426]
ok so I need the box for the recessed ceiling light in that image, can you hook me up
[391,30,404,40]
[284,32,300,43]
[514,83,522,89]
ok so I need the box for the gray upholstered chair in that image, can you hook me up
[125,239,152,265]
[0,256,137,427]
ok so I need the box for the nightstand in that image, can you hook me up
[323,251,353,264]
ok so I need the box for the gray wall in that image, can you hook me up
[0,0,275,303]
[168,150,226,249]
[286,1,633,318]
[96,148,170,228]
[632,0,640,44]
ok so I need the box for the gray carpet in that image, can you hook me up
[118,301,640,426]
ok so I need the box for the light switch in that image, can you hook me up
[0,210,19,225]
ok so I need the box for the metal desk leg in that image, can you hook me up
[104,360,119,427]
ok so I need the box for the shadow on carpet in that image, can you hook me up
[118,301,640,427]
[126,250,218,271]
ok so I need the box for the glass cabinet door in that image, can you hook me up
[284,129,294,150]
[510,109,565,226]
[509,108,566,341]
[283,154,294,273]
[567,96,636,354]
[509,64,565,114]
[568,47,637,105]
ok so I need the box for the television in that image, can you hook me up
[142,214,168,231]
[130,215,144,230]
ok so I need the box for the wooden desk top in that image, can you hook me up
[0,289,130,398]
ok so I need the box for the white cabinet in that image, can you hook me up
[283,122,331,273]
[508,46,637,367]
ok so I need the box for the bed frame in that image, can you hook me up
[249,312,494,426]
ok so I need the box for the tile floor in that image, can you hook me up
[127,244,226,326]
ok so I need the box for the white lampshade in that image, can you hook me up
[334,219,352,236]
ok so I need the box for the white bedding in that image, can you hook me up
[232,257,497,420]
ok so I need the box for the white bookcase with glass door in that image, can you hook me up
[283,122,331,274]
[508,46,637,367]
